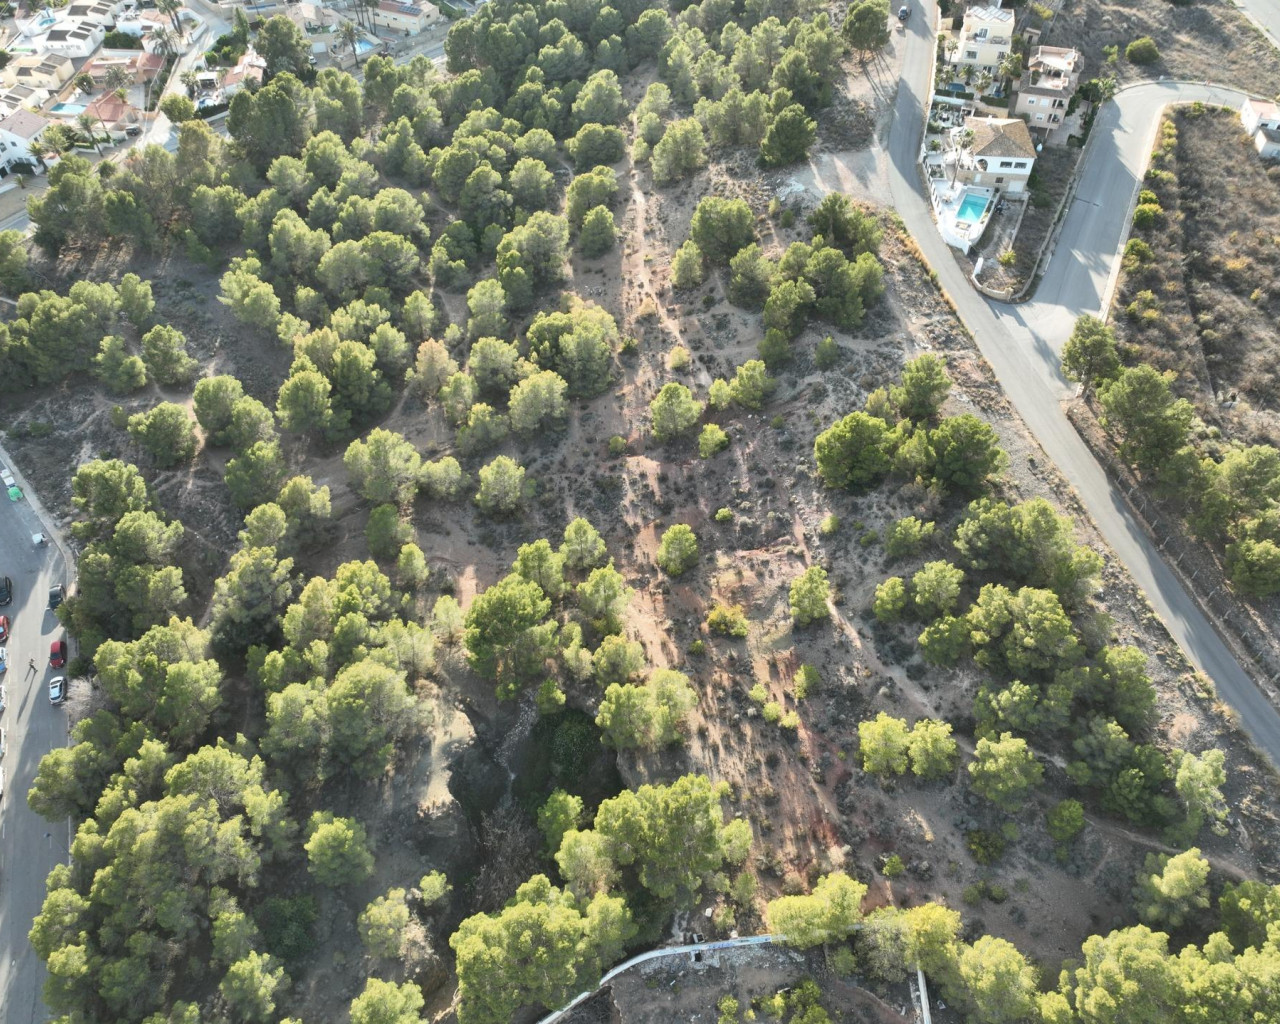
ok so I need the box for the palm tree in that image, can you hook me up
[151,25,175,58]
[973,70,993,97]
[74,72,95,95]
[949,128,974,184]
[27,140,47,171]
[337,21,361,69]
[155,0,183,37]
[180,69,199,96]
[997,53,1023,91]
[75,112,102,153]
[104,65,133,96]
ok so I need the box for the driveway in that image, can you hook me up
[874,0,1280,764]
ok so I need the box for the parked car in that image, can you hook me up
[898,4,909,17]
[0,727,6,759]
[0,576,11,606]
[124,125,141,137]
[1,766,5,800]
[50,638,68,668]
[0,647,7,674]
[0,684,7,714]
[48,584,66,610]
[49,676,67,705]
[0,614,8,642]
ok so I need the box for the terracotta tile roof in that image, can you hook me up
[969,117,1036,159]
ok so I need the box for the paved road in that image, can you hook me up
[536,935,781,1024]
[0,450,71,1023]
[884,2,1280,765]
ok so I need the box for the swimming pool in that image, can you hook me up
[355,38,377,54]
[956,193,989,225]
[50,102,87,116]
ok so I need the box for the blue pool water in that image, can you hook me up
[355,39,377,53]
[50,102,87,116]
[956,194,989,225]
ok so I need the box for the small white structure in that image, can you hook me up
[1241,98,1280,160]
[369,0,440,35]
[0,109,53,168]
[1014,46,1081,128]
[951,4,1015,76]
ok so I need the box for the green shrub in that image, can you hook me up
[707,602,749,637]
[1125,36,1160,64]
[1132,203,1162,229]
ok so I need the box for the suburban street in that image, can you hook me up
[0,449,71,1023]
[884,1,1280,765]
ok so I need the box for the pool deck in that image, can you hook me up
[928,180,995,253]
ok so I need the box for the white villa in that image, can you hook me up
[923,115,1037,252]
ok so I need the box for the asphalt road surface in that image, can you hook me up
[887,3,1280,766]
[0,450,71,1023]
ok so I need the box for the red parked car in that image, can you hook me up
[49,638,67,669]
[0,615,8,642]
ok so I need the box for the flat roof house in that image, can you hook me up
[369,0,439,35]
[1,53,76,92]
[951,4,1015,75]
[1014,46,1081,128]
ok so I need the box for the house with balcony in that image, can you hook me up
[1014,46,1080,129]
[950,4,1015,77]
[1241,98,1280,160]
[369,0,440,35]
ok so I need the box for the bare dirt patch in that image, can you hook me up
[1054,0,1280,97]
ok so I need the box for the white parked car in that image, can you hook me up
[49,676,67,705]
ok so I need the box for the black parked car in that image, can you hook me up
[0,576,11,606]
[48,583,65,610]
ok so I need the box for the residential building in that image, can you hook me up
[85,90,136,128]
[82,50,167,85]
[369,0,440,35]
[221,48,267,96]
[0,109,52,167]
[1014,46,1081,127]
[950,4,1015,76]
[953,116,1037,193]
[114,7,204,52]
[64,0,120,29]
[1,53,76,92]
[1,85,51,115]
[16,11,107,58]
[1241,98,1280,159]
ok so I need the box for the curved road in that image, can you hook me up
[886,3,1280,765]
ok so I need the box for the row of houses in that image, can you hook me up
[14,0,202,58]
